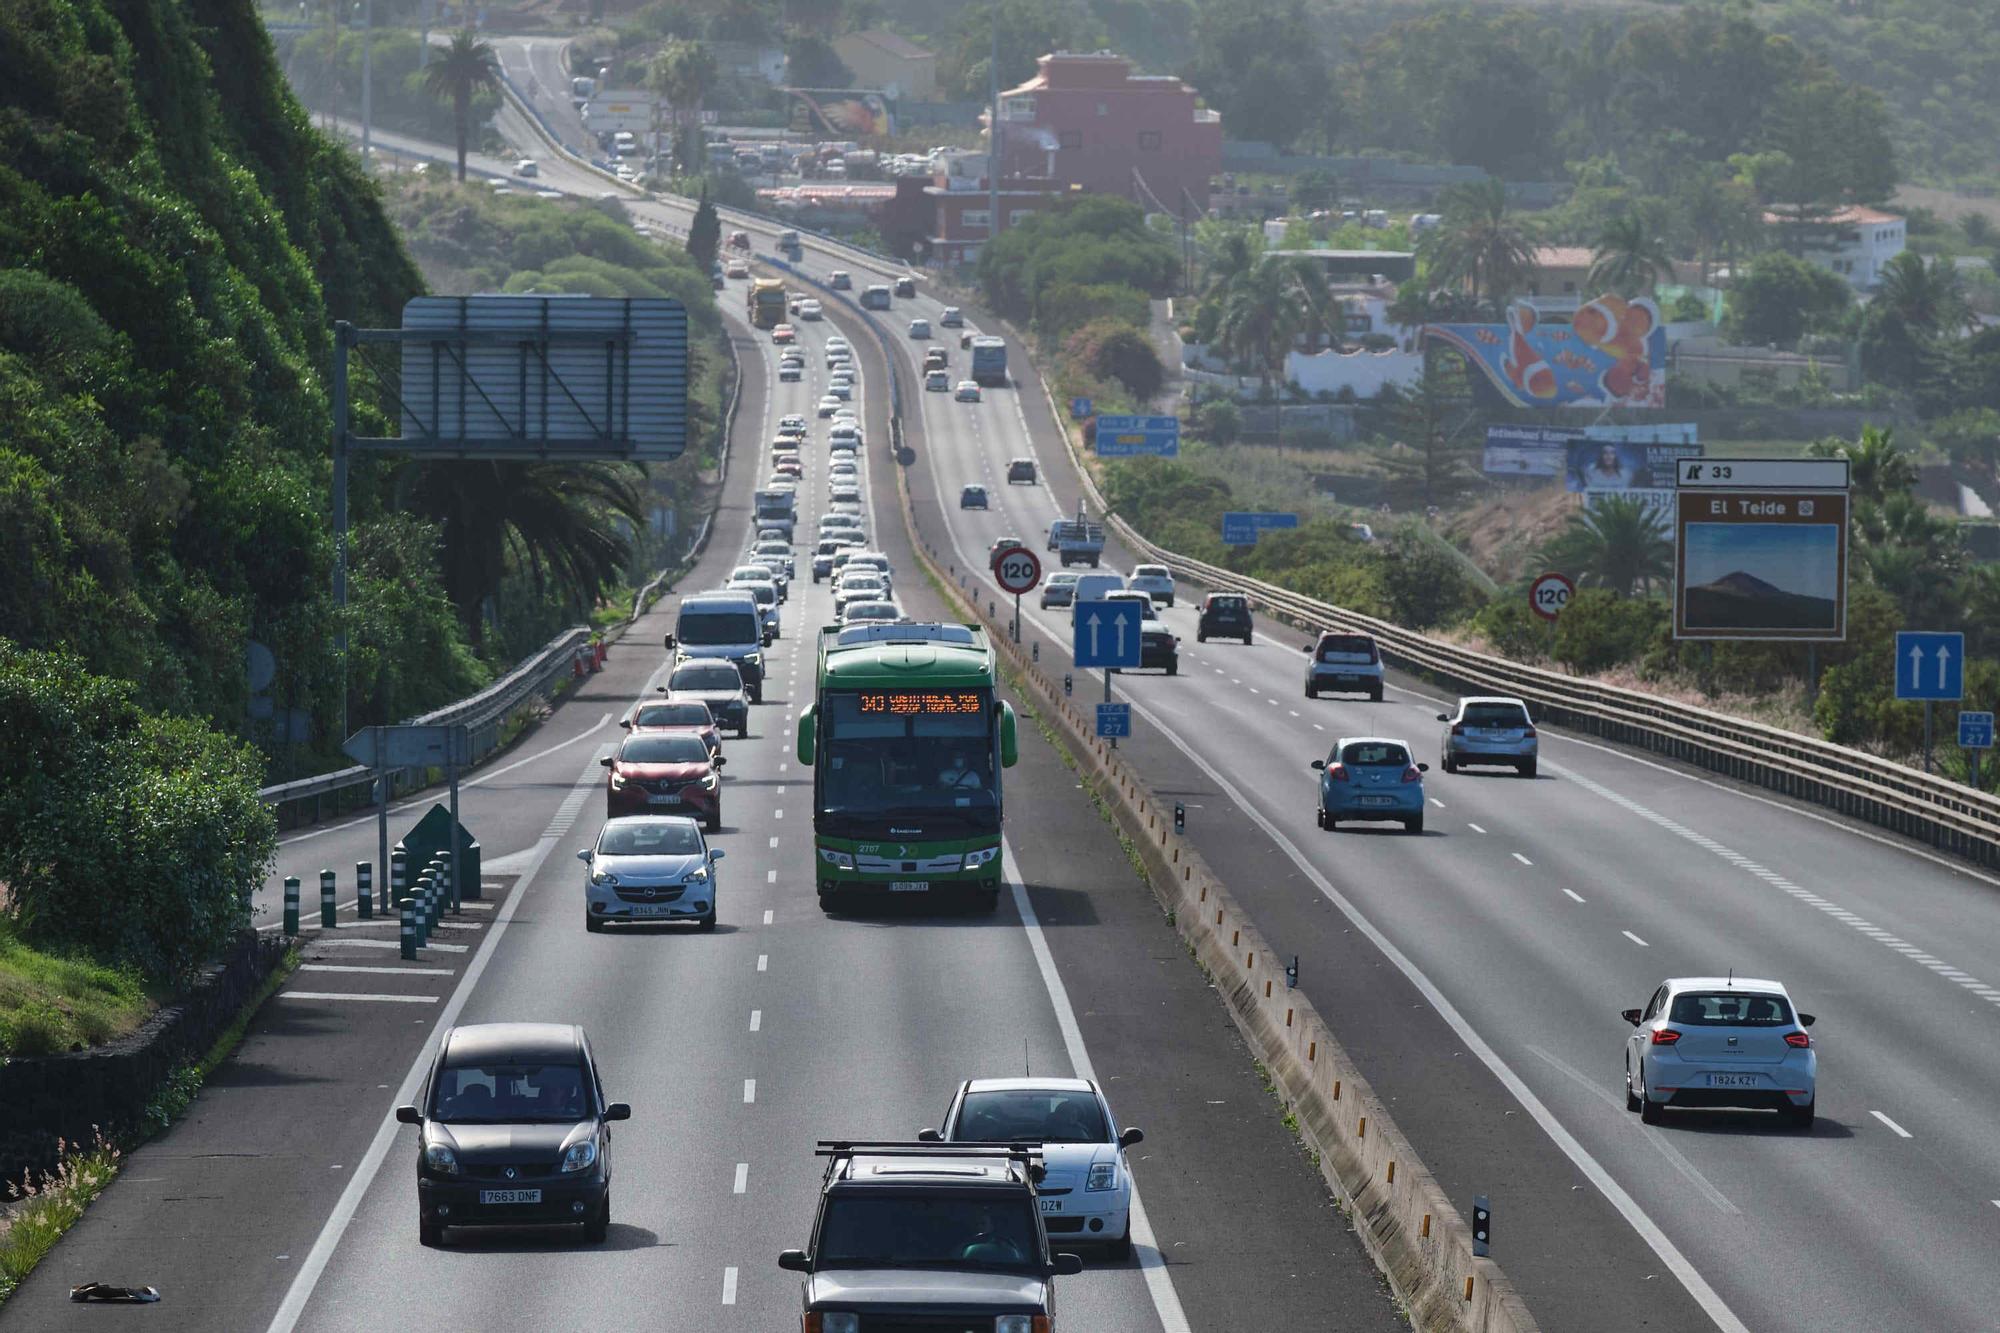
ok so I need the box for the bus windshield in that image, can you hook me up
[817,688,999,834]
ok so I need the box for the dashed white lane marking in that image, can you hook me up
[743,1079,757,1104]
[769,836,780,849]
[1468,823,1487,834]
[1512,852,1534,866]
[775,808,784,819]
[1623,930,1651,948]
[749,1009,762,1032]
[733,1163,749,1194]
[300,964,453,976]
[1312,723,1324,731]
[722,1266,739,1304]
[767,870,777,884]
[1288,710,1300,717]
[1563,889,1587,904]
[763,909,774,924]
[1560,764,2000,1006]
[757,954,769,972]
[1872,1111,1913,1138]
[1429,798,1444,808]
[779,762,788,773]
[282,991,439,1004]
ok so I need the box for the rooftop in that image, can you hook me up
[837,28,935,62]
[1533,245,1596,270]
[1760,205,1902,227]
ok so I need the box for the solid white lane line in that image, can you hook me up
[1003,844,1192,1333]
[1563,889,1587,904]
[757,954,769,972]
[281,992,439,1005]
[1872,1111,1913,1139]
[733,1163,749,1194]
[317,938,469,954]
[1468,823,1487,834]
[722,1266,739,1304]
[750,1010,762,1032]
[299,964,453,976]
[264,752,613,1333]
[743,1079,757,1104]
[1623,930,1650,947]
[1512,852,1533,866]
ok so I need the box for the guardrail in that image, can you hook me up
[258,626,593,827]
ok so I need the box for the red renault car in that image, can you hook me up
[625,698,722,758]
[601,733,724,831]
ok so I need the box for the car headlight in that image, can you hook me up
[591,871,619,886]
[819,1315,860,1333]
[962,845,1002,871]
[687,867,708,883]
[995,1317,1040,1333]
[424,1143,461,1176]
[608,773,627,790]
[745,652,762,667]
[701,773,720,790]
[1086,1161,1119,1192]
[818,848,855,870]
[560,1140,598,1174]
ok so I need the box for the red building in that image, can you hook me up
[992,51,1222,215]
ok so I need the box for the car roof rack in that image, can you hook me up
[815,1140,1046,1183]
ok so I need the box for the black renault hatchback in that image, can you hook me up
[396,1023,629,1246]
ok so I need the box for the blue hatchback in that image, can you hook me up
[1313,737,1428,833]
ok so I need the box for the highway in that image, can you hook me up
[3,132,1400,1329]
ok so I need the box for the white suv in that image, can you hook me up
[1126,564,1176,607]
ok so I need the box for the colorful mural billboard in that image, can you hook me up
[1427,296,1667,409]
[787,89,894,138]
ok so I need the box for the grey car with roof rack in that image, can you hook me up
[780,1141,1083,1332]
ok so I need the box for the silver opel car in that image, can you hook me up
[579,816,723,932]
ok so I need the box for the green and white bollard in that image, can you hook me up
[283,876,300,936]
[414,875,432,947]
[320,869,337,929]
[390,849,408,917]
[357,861,373,921]
[400,900,416,960]
[439,857,455,914]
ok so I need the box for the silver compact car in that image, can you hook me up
[1623,978,1817,1128]
[579,815,723,931]
[1439,696,1538,776]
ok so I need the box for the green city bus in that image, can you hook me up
[796,623,1018,912]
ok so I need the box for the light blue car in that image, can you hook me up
[1313,737,1428,833]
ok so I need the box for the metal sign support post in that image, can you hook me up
[331,322,352,744]
[1104,670,1115,750]
[375,760,391,916]
[1012,592,1021,644]
[1925,702,1934,775]
[448,752,463,912]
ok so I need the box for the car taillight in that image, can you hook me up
[1401,765,1422,783]
[1650,1029,1681,1046]
[1784,1031,1811,1049]
[1450,724,1467,736]
[1522,727,1537,739]
[1327,764,1349,782]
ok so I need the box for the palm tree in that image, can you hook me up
[1875,252,1974,337]
[400,460,649,653]
[650,39,718,177]
[1425,178,1538,313]
[1588,215,1675,298]
[1214,260,1304,389]
[1200,223,1263,296]
[1960,213,1995,252]
[421,30,500,183]
[1807,424,1917,504]
[1540,495,1673,598]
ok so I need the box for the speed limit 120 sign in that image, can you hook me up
[1529,571,1575,622]
[992,545,1042,596]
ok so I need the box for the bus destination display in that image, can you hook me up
[856,691,984,716]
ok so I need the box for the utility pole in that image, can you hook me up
[988,10,1001,259]
[418,0,430,69]
[360,0,373,162]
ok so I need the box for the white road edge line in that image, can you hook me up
[1871,1110,1913,1139]
[1003,843,1192,1333]
[279,992,439,1004]
[264,750,608,1333]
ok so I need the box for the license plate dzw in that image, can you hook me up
[1039,1199,1063,1213]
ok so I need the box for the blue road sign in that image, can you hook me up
[1094,414,1180,458]
[1222,511,1301,546]
[1960,711,1994,749]
[1896,631,1964,701]
[1070,396,1093,420]
[1096,702,1131,738]
[1073,599,1144,669]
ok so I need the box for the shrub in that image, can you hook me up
[1551,588,1666,674]
[1472,596,1550,660]
[1063,318,1164,402]
[1376,528,1485,630]
[1199,399,1242,445]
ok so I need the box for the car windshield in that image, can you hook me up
[672,664,742,692]
[1668,992,1795,1026]
[620,735,710,764]
[431,1062,590,1124]
[847,603,899,621]
[1109,595,1158,621]
[1320,635,1377,664]
[1462,703,1530,728]
[1340,742,1410,767]
[633,702,711,728]
[955,1089,1108,1143]
[815,1195,1040,1271]
[733,583,774,605]
[598,821,703,856]
[1209,597,1245,612]
[678,609,758,646]
[1134,566,1169,579]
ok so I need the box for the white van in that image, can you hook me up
[1071,572,1126,604]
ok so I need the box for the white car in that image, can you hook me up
[925,369,950,392]
[514,158,539,178]
[778,363,802,382]
[816,395,843,418]
[827,424,862,451]
[752,542,795,580]
[841,599,902,626]
[924,1077,1141,1256]
[824,380,852,400]
[832,572,889,614]
[908,318,931,339]
[1127,563,1176,608]
[580,816,722,930]
[798,298,824,320]
[1040,571,1080,609]
[730,564,787,603]
[1623,977,1817,1129]
[825,336,850,355]
[954,381,981,402]
[777,415,808,438]
[829,271,852,290]
[1105,589,1160,623]
[828,483,863,509]
[939,306,964,328]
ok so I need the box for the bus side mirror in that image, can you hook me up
[999,702,1019,769]
[795,703,817,766]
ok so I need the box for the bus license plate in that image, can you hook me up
[889,881,929,893]
[1708,1074,1761,1088]
[480,1189,542,1205]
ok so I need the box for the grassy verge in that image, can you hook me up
[0,920,154,1058]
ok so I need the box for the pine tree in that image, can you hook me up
[687,186,721,274]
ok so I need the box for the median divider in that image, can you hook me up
[884,418,1535,1333]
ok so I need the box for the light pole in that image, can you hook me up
[360,0,372,161]
[987,9,1001,259]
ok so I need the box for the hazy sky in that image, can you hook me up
[1684,524,1840,599]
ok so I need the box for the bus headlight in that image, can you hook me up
[818,848,854,870]
[961,845,1001,871]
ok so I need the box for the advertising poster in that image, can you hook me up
[1673,490,1848,640]
[788,89,894,138]
[1483,424,1581,476]
[1428,296,1667,409]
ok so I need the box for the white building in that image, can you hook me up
[1761,206,1906,292]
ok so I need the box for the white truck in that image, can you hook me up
[1047,506,1105,568]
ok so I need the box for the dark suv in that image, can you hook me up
[1197,592,1253,643]
[781,1142,1082,1330]
[1006,458,1036,484]
[396,1023,630,1247]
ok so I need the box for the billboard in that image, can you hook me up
[1565,438,1701,493]
[788,88,894,138]
[1428,296,1667,409]
[1483,424,1581,476]
[581,90,657,136]
[1673,490,1848,640]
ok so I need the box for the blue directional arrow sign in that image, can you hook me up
[1959,711,1994,750]
[1222,511,1301,546]
[1069,396,1093,420]
[1073,599,1144,669]
[1094,414,1180,458]
[1096,702,1131,738]
[1896,631,1964,701]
